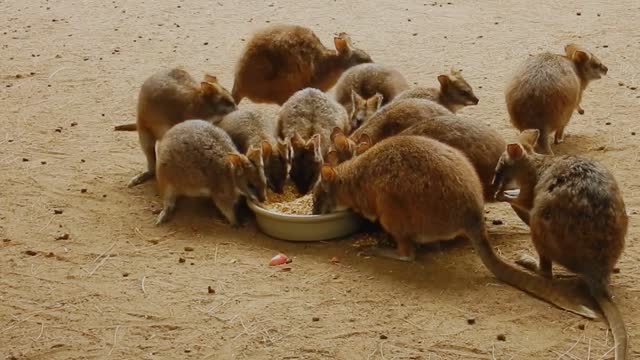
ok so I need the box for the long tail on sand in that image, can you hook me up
[114,123,137,131]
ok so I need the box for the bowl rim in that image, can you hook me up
[246,199,354,223]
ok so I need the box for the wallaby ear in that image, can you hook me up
[334,36,350,55]
[356,141,370,155]
[518,129,540,148]
[358,133,371,146]
[261,141,273,161]
[334,134,350,152]
[369,93,383,110]
[201,81,220,95]
[203,74,219,83]
[450,67,461,76]
[573,50,589,64]
[309,134,323,161]
[564,43,579,57]
[227,153,244,174]
[278,138,292,160]
[246,146,263,167]
[437,74,451,88]
[506,143,524,160]
[320,164,337,183]
[351,89,364,104]
[325,151,340,167]
[291,132,305,148]
[330,127,344,142]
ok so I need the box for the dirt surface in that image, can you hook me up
[1,1,639,359]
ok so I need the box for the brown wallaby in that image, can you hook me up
[217,109,292,193]
[505,44,608,154]
[394,69,479,113]
[333,63,410,128]
[492,129,628,360]
[232,24,372,105]
[155,120,267,227]
[349,98,449,145]
[116,69,237,187]
[277,88,349,194]
[313,135,596,319]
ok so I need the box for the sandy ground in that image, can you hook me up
[2,0,640,359]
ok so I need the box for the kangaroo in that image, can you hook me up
[155,120,267,227]
[492,129,628,359]
[505,44,608,154]
[394,69,479,113]
[313,135,596,319]
[333,63,410,128]
[117,69,237,187]
[277,88,349,194]
[232,24,372,105]
[217,109,292,193]
[349,98,449,145]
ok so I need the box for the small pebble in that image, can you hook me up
[54,209,63,215]
[184,349,191,353]
[70,122,77,127]
[578,324,585,330]
[631,132,636,136]
[602,45,608,48]
[178,257,186,263]
[629,86,637,90]
[41,161,47,165]
[184,246,194,252]
[208,286,215,294]
[56,233,70,240]
[576,12,581,16]
[618,82,625,86]
[25,250,38,256]
[123,272,129,277]
[81,159,85,163]
[380,334,388,340]
[312,317,320,322]
[46,252,55,258]
[613,267,620,274]
[15,74,22,79]
[497,334,506,341]
[492,220,503,225]
[3,239,11,243]
[203,42,209,45]
[22,158,29,162]
[467,318,476,325]
[605,122,611,125]
[80,188,87,193]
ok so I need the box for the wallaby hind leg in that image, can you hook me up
[554,126,566,144]
[516,253,553,278]
[535,130,554,155]
[128,129,157,187]
[156,188,177,225]
[214,195,240,228]
[361,235,416,262]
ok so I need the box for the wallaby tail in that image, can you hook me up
[589,282,628,360]
[114,123,137,131]
[469,226,597,319]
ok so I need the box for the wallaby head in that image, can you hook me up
[227,146,268,204]
[564,44,608,81]
[350,90,383,130]
[199,74,238,117]
[492,129,540,190]
[312,164,341,215]
[261,139,292,193]
[334,32,373,67]
[289,132,323,194]
[438,68,479,109]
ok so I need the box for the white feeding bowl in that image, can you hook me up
[246,200,365,241]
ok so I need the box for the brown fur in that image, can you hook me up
[505,44,608,154]
[333,63,409,128]
[217,109,292,193]
[232,24,372,105]
[394,69,479,113]
[398,114,505,202]
[493,129,628,359]
[125,68,237,187]
[155,120,267,227]
[277,88,349,194]
[313,135,595,319]
[349,98,449,144]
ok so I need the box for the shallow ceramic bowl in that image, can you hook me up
[246,200,364,241]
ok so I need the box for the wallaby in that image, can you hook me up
[349,98,449,145]
[155,120,267,227]
[313,135,596,319]
[116,69,237,187]
[333,63,410,129]
[277,88,349,194]
[217,109,292,193]
[505,44,608,154]
[394,69,479,113]
[232,24,372,105]
[493,129,628,360]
